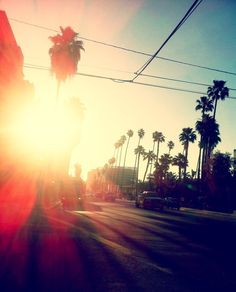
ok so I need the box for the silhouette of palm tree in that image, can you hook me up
[49,26,84,99]
[142,150,156,183]
[179,127,196,178]
[207,80,229,120]
[167,141,174,154]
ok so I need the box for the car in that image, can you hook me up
[135,191,164,210]
[61,195,83,210]
[164,197,180,210]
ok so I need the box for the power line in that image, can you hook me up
[23,63,236,99]
[9,16,236,77]
[136,73,236,91]
[132,0,203,81]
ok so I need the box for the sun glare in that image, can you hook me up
[9,99,82,166]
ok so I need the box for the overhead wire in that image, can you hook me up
[23,63,236,99]
[132,0,203,81]
[9,16,236,77]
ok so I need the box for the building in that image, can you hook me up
[87,166,137,195]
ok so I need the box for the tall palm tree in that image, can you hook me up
[123,130,133,169]
[142,150,156,182]
[117,135,126,187]
[137,129,145,145]
[196,114,221,179]
[172,153,188,180]
[134,145,145,195]
[132,129,145,192]
[149,131,159,175]
[207,80,229,120]
[195,95,214,180]
[155,132,165,163]
[49,26,84,99]
[167,141,174,154]
[179,127,196,178]
[120,130,133,191]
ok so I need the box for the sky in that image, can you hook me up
[1,0,236,180]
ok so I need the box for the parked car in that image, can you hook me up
[164,197,180,210]
[103,192,116,202]
[135,191,164,210]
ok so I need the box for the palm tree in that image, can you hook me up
[117,135,126,187]
[158,154,172,181]
[167,141,174,154]
[195,95,214,180]
[195,96,214,117]
[123,130,133,169]
[132,129,145,192]
[196,114,221,179]
[172,153,188,180]
[134,145,145,195]
[120,130,133,192]
[142,150,156,183]
[149,131,159,175]
[49,26,84,99]
[207,80,229,120]
[155,132,165,163]
[137,129,145,145]
[179,127,196,178]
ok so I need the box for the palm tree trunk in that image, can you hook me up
[120,137,130,192]
[143,159,150,183]
[156,141,160,164]
[184,143,189,179]
[213,98,218,120]
[197,145,202,180]
[132,138,141,193]
[135,153,141,196]
[178,166,181,180]
[149,142,155,177]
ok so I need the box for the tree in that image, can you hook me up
[117,135,126,188]
[208,152,233,212]
[179,127,196,178]
[155,154,172,184]
[195,96,214,117]
[207,80,229,120]
[149,131,159,176]
[195,96,213,180]
[142,150,156,183]
[137,129,145,144]
[120,130,133,192]
[123,130,133,169]
[167,141,174,154]
[134,145,145,195]
[172,153,188,180]
[49,26,84,99]
[196,115,221,179]
[132,129,145,192]
[155,132,165,163]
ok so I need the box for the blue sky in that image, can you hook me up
[1,0,236,179]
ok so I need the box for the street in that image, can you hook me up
[1,199,236,291]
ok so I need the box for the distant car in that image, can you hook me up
[135,191,164,210]
[164,197,180,210]
[103,192,116,202]
[61,195,83,210]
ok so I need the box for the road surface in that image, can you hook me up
[1,199,236,291]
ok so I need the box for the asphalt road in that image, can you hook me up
[1,199,236,291]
